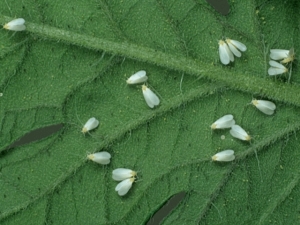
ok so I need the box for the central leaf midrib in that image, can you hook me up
[0,15,298,108]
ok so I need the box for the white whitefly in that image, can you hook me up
[112,168,137,181]
[82,117,99,133]
[270,48,295,64]
[218,40,234,65]
[211,114,235,129]
[115,177,135,196]
[270,49,289,61]
[225,39,247,57]
[251,99,276,115]
[142,85,160,108]
[3,18,26,31]
[87,151,111,165]
[212,150,235,162]
[268,60,288,76]
[126,70,148,84]
[230,125,251,141]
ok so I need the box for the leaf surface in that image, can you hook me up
[0,0,300,224]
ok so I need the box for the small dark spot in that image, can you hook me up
[4,194,7,198]
[78,175,83,183]
[17,177,21,181]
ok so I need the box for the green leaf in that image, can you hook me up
[0,0,299,224]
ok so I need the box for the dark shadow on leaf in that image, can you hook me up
[206,0,230,15]
[146,191,186,225]
[5,124,63,150]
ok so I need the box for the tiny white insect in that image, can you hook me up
[87,151,111,165]
[218,40,234,65]
[270,49,289,60]
[212,150,235,162]
[126,70,148,84]
[225,38,247,57]
[268,60,288,76]
[115,177,135,196]
[3,18,26,31]
[142,85,160,108]
[112,168,137,181]
[230,125,251,141]
[270,48,294,64]
[211,114,235,129]
[251,99,276,115]
[82,117,99,133]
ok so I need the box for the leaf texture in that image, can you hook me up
[0,0,300,224]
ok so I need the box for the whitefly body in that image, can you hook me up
[268,60,288,76]
[225,39,247,57]
[112,168,137,181]
[218,40,234,65]
[230,125,251,141]
[142,85,160,108]
[82,117,99,133]
[270,48,295,63]
[126,70,148,84]
[87,151,111,165]
[270,49,289,61]
[212,150,235,162]
[211,114,235,129]
[252,99,276,115]
[115,177,135,196]
[3,18,26,31]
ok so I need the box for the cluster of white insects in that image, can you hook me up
[2,18,294,196]
[82,118,136,195]
[268,48,295,76]
[126,70,160,108]
[3,18,161,195]
[216,37,289,162]
[218,38,247,65]
[211,99,276,162]
[218,37,295,80]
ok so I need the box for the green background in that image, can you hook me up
[0,0,299,224]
